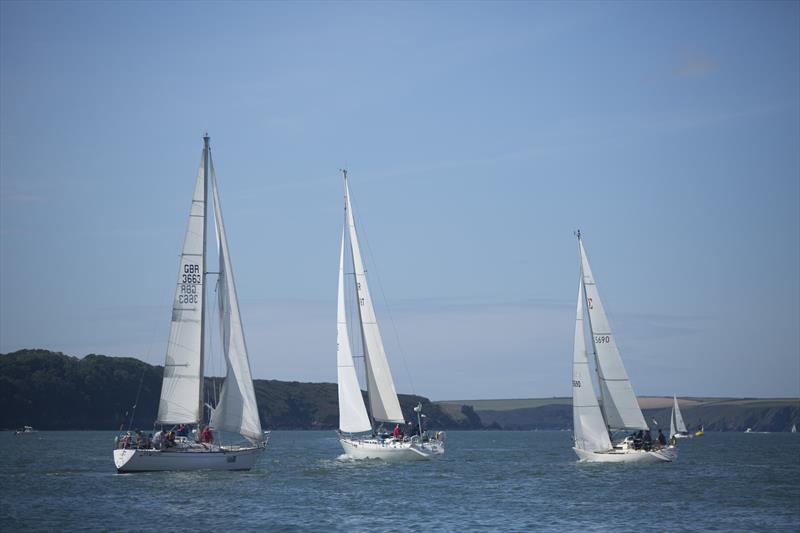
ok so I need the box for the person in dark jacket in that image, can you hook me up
[643,429,653,451]
[657,429,667,446]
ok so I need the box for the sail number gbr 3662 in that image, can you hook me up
[178,263,201,304]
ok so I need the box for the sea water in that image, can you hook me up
[1,430,798,531]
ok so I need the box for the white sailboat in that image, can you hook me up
[571,231,677,463]
[113,135,268,472]
[336,170,444,461]
[669,395,692,439]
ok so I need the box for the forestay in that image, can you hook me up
[572,280,613,452]
[337,230,372,433]
[157,154,206,425]
[208,161,263,443]
[579,238,648,431]
[344,179,405,424]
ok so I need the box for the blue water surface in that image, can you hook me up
[1,430,798,531]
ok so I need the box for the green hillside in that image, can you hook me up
[2,349,796,432]
[0,349,482,431]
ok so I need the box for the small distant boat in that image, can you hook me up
[14,426,36,435]
[335,170,444,461]
[112,135,268,473]
[669,395,692,439]
[745,427,753,433]
[694,425,705,437]
[792,424,797,433]
[570,231,676,464]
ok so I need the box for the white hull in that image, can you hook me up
[574,445,677,464]
[674,432,692,439]
[339,436,444,461]
[114,445,265,473]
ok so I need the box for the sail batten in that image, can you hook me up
[207,159,263,443]
[343,177,405,425]
[157,154,206,425]
[579,237,649,431]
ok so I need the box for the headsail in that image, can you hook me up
[344,176,405,424]
[337,229,372,433]
[207,158,263,443]
[157,152,206,425]
[572,279,613,452]
[578,236,648,431]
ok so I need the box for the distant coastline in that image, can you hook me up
[2,349,797,432]
[437,397,800,432]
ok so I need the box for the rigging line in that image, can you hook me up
[126,363,148,433]
[350,195,418,398]
[131,259,183,433]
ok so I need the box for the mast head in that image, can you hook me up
[203,133,210,148]
[340,169,349,210]
[575,229,581,241]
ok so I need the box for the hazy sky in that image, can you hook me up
[1,1,798,400]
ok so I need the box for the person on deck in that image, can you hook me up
[657,429,667,447]
[643,429,653,451]
[633,430,643,450]
[392,424,401,440]
[201,426,213,444]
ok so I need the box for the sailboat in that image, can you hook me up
[571,231,677,463]
[113,135,268,472]
[669,395,692,439]
[792,424,797,433]
[336,170,444,461]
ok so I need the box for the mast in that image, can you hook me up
[342,169,375,431]
[576,229,610,435]
[199,133,209,429]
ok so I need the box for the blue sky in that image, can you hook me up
[1,1,798,399]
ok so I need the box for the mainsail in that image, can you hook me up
[572,280,613,452]
[207,161,263,443]
[337,229,372,433]
[670,395,687,437]
[343,176,405,424]
[578,237,648,431]
[157,153,206,425]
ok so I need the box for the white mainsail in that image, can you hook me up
[572,280,613,452]
[343,177,405,424]
[579,237,649,431]
[207,161,263,443]
[670,395,687,437]
[337,229,372,433]
[157,154,206,425]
